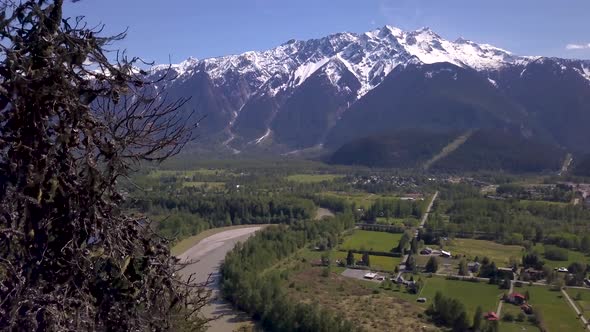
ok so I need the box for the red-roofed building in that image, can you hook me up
[484,312,499,321]
[507,292,526,305]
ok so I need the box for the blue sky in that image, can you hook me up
[65,0,590,64]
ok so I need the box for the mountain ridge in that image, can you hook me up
[146,25,590,157]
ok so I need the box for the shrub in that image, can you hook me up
[544,245,569,261]
[503,312,515,322]
[517,312,526,322]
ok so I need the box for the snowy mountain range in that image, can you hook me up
[149,25,590,156]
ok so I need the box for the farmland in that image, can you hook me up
[533,244,590,268]
[340,230,402,253]
[332,251,402,271]
[417,276,503,321]
[286,174,343,183]
[319,192,401,209]
[566,287,590,312]
[441,238,524,266]
[148,168,235,178]
[527,286,586,331]
[181,181,225,189]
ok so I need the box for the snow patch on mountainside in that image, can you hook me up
[151,25,525,101]
[250,128,272,145]
[580,65,590,81]
[291,58,330,87]
[487,77,498,87]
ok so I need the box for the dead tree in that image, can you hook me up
[0,1,209,330]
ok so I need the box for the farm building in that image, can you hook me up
[506,292,526,305]
[364,272,378,279]
[467,262,481,273]
[484,312,499,321]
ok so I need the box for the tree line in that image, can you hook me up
[220,215,358,331]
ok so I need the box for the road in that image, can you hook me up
[396,191,439,278]
[178,227,263,332]
[496,280,513,316]
[419,191,439,229]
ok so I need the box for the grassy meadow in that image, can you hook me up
[340,230,402,253]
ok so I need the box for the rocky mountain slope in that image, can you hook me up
[148,25,590,156]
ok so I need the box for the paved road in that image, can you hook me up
[178,227,263,332]
[419,191,439,229]
[496,280,514,316]
[562,288,590,330]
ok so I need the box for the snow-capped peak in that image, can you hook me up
[151,25,524,99]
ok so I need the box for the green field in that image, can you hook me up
[340,230,402,252]
[566,288,590,313]
[286,174,343,183]
[417,276,503,321]
[332,251,401,271]
[148,168,234,178]
[499,302,539,332]
[441,238,524,266]
[376,217,420,227]
[320,192,407,209]
[528,286,586,331]
[533,244,590,268]
[181,181,225,189]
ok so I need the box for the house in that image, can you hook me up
[497,267,515,280]
[440,250,451,258]
[523,268,544,280]
[506,293,527,305]
[468,262,481,273]
[420,247,433,255]
[364,272,377,280]
[484,312,499,321]
[393,275,406,284]
[521,304,533,315]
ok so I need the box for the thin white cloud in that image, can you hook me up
[566,43,590,50]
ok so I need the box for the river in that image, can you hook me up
[178,227,263,332]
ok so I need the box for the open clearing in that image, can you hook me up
[286,174,343,183]
[148,168,234,178]
[286,267,438,332]
[566,287,590,312]
[181,181,225,189]
[417,276,503,321]
[319,192,404,209]
[441,238,524,266]
[333,251,401,271]
[340,230,402,253]
[533,244,590,268]
[499,302,539,332]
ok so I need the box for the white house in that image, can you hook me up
[441,250,452,258]
[364,272,377,279]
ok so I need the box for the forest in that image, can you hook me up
[426,185,590,252]
[220,215,358,331]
